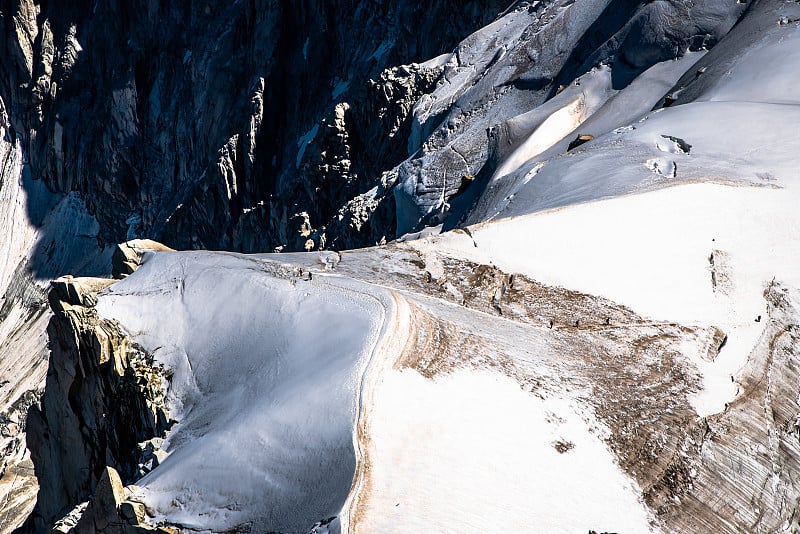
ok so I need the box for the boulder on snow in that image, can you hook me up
[567,134,594,151]
[65,467,158,532]
[49,276,117,311]
[119,501,146,526]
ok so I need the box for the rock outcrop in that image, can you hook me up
[0,260,49,533]
[21,276,170,531]
[111,240,174,279]
[0,81,113,533]
[52,466,175,534]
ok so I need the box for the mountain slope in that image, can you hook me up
[2,0,800,532]
[0,0,507,253]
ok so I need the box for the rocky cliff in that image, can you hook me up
[0,0,507,254]
[22,273,170,532]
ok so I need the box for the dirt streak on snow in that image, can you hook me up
[344,290,659,533]
[429,180,800,417]
[340,291,411,532]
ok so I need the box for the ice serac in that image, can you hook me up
[390,0,748,234]
[467,0,800,228]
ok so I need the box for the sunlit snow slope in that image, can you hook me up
[96,252,388,533]
[98,246,682,533]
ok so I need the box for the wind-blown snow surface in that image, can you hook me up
[96,252,387,532]
[435,4,800,417]
[358,373,651,533]
[96,248,667,533]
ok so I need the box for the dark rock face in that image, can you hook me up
[0,0,753,251]
[0,0,507,253]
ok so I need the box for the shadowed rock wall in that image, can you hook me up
[0,0,507,253]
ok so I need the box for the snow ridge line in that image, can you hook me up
[338,287,411,533]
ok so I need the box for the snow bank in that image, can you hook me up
[97,251,388,532]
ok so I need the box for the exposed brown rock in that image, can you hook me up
[91,467,124,531]
[111,241,174,280]
[22,276,171,531]
[119,501,145,526]
[567,134,594,151]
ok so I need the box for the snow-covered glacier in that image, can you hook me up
[2,0,800,533]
